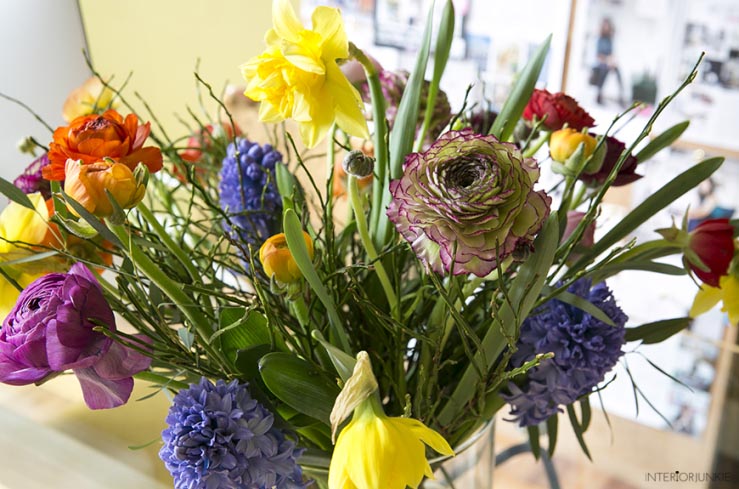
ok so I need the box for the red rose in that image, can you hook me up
[686,219,735,287]
[579,135,641,187]
[523,89,595,131]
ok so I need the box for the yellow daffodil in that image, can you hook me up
[329,352,454,489]
[259,231,314,283]
[0,193,56,320]
[241,0,369,148]
[689,274,739,326]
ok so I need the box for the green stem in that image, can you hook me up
[137,202,200,282]
[349,43,389,246]
[134,371,189,391]
[348,175,398,318]
[108,222,231,371]
[291,294,311,332]
[522,131,550,158]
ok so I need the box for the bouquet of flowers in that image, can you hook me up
[1,1,737,488]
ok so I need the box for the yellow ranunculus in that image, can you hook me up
[549,128,597,163]
[241,0,369,148]
[259,231,313,284]
[329,400,454,489]
[689,274,739,326]
[64,159,146,217]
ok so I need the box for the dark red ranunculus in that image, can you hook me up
[578,134,641,187]
[522,89,595,131]
[687,219,735,287]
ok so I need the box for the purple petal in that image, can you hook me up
[74,367,134,409]
[93,337,152,380]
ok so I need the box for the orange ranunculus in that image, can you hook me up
[64,159,146,218]
[259,231,314,283]
[43,109,163,181]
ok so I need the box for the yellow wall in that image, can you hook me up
[79,0,299,138]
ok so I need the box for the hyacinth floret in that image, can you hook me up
[219,138,284,250]
[503,279,627,427]
[160,378,308,489]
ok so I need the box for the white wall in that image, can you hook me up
[0,0,89,208]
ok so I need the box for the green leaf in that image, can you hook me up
[635,121,689,163]
[625,317,691,344]
[55,214,99,239]
[415,0,454,151]
[213,308,273,364]
[575,157,723,266]
[549,289,616,326]
[0,176,35,210]
[259,353,341,425]
[62,191,122,247]
[234,344,272,381]
[312,330,356,382]
[283,208,350,352]
[527,425,541,460]
[0,250,58,268]
[489,34,552,141]
[580,397,592,431]
[546,414,558,457]
[275,162,297,211]
[567,404,592,460]
[590,260,686,282]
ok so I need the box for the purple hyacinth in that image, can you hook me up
[502,279,627,427]
[219,138,283,250]
[160,378,308,489]
[14,153,52,200]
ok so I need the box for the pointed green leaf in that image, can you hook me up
[415,0,454,150]
[489,35,552,141]
[62,191,122,247]
[259,352,340,425]
[575,157,723,266]
[546,413,558,457]
[283,208,349,352]
[567,404,592,460]
[528,425,541,460]
[234,344,272,380]
[0,176,35,210]
[312,330,356,382]
[625,317,691,344]
[549,289,616,326]
[635,121,689,163]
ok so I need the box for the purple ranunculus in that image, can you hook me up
[387,129,551,276]
[0,263,151,409]
[14,153,52,200]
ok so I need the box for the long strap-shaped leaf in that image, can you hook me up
[373,0,436,247]
[489,35,552,142]
[283,208,350,353]
[572,157,723,269]
[437,213,559,425]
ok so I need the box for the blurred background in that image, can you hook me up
[0,0,738,488]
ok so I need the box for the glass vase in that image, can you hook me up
[422,419,495,489]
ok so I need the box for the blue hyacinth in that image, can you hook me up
[219,138,283,251]
[503,279,627,427]
[160,378,309,489]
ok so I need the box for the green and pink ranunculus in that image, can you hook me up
[387,130,551,277]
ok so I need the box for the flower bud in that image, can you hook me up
[549,128,596,163]
[258,231,314,284]
[342,150,374,178]
[64,159,146,217]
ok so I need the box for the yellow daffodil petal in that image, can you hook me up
[718,275,739,325]
[327,63,370,140]
[312,6,349,59]
[272,0,303,43]
[329,401,454,489]
[690,284,722,318]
